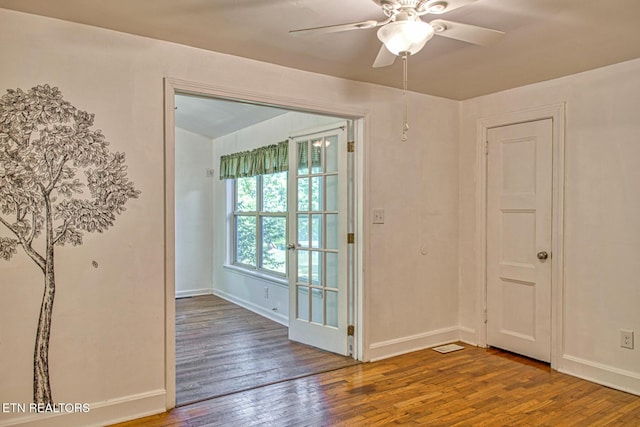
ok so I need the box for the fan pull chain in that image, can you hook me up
[401,53,409,142]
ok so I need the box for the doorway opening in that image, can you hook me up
[165,79,365,408]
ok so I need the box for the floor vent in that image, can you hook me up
[432,344,465,354]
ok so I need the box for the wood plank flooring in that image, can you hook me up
[176,295,359,405]
[114,343,640,426]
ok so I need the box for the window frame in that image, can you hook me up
[231,173,288,278]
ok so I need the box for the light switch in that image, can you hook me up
[372,208,385,224]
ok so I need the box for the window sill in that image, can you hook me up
[223,264,288,287]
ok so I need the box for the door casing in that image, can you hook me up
[163,77,369,409]
[475,103,565,369]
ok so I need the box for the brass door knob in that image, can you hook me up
[537,251,549,261]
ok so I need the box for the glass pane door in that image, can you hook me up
[288,124,348,355]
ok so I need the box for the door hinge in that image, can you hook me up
[484,140,489,155]
[347,141,355,152]
[347,233,355,244]
[483,308,488,324]
[347,325,355,336]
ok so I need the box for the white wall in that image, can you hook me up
[0,9,459,426]
[212,111,345,326]
[459,58,640,395]
[366,91,460,360]
[175,127,214,298]
[3,7,635,427]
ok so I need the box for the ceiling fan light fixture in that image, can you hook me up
[377,20,435,56]
[312,138,330,147]
[427,1,448,14]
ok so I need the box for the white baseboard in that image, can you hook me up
[213,289,288,326]
[175,288,214,298]
[0,389,166,427]
[458,326,477,346]
[560,354,640,397]
[367,326,460,361]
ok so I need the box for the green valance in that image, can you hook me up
[219,139,325,180]
[219,140,288,180]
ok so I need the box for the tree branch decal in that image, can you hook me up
[0,84,141,404]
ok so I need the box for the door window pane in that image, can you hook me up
[311,250,322,286]
[311,214,322,249]
[298,177,309,211]
[311,288,324,324]
[311,144,322,174]
[326,214,338,250]
[325,135,338,173]
[297,214,309,248]
[326,175,338,211]
[326,290,338,327]
[311,176,323,211]
[326,252,338,289]
[297,286,309,321]
[297,250,309,284]
[298,141,309,174]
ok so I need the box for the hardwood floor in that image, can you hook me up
[113,344,639,426]
[175,295,359,405]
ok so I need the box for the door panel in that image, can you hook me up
[486,119,552,362]
[288,125,348,355]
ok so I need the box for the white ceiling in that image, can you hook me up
[2,0,640,100]
[175,95,289,139]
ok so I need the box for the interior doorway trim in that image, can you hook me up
[163,77,369,409]
[475,103,565,369]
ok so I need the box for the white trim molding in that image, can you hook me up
[163,77,369,409]
[175,288,214,299]
[213,289,288,326]
[475,103,566,369]
[560,355,640,397]
[163,79,177,410]
[458,326,477,346]
[367,326,460,361]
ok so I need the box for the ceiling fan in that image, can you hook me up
[290,0,505,68]
[291,0,504,141]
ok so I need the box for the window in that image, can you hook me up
[233,172,288,276]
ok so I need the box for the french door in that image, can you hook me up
[287,123,349,355]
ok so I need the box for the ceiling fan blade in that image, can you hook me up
[430,19,505,46]
[290,20,379,36]
[372,44,396,68]
[418,0,477,14]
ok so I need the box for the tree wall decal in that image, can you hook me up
[0,84,140,405]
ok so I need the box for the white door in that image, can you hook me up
[288,124,349,355]
[486,119,553,362]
